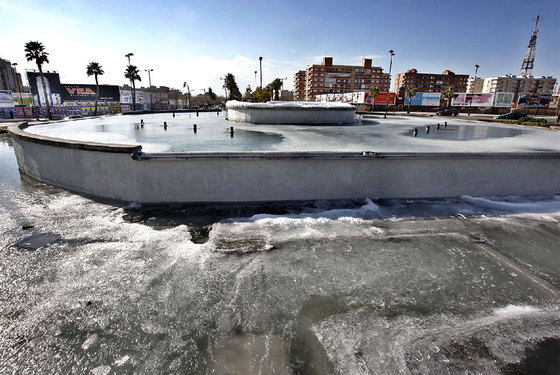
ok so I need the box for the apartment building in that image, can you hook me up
[466,78,484,93]
[394,69,468,96]
[482,75,556,96]
[294,57,390,101]
[0,58,24,93]
[294,70,306,101]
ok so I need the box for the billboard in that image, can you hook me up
[404,92,442,106]
[120,89,144,104]
[452,93,494,107]
[0,90,14,108]
[493,92,514,108]
[517,93,551,108]
[316,92,397,105]
[13,93,33,107]
[26,71,64,107]
[364,92,396,105]
[61,84,120,102]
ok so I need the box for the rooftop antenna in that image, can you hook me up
[519,15,541,78]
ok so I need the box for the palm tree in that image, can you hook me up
[124,65,141,111]
[223,73,242,100]
[369,87,380,112]
[405,86,417,114]
[24,41,52,119]
[441,85,456,108]
[86,62,104,116]
[269,78,283,100]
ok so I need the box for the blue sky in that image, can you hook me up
[2,0,559,94]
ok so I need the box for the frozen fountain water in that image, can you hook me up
[9,111,560,203]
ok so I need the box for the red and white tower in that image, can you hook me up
[519,15,540,78]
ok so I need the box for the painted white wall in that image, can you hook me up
[10,128,560,203]
[226,101,355,124]
[227,108,355,124]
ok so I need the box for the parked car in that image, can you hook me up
[495,111,527,120]
[437,108,458,116]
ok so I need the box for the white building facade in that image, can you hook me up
[482,76,556,95]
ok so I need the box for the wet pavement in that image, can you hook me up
[1,129,560,374]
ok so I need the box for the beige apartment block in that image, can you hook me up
[294,70,306,101]
[466,78,484,93]
[394,69,468,96]
[482,75,556,95]
[293,57,389,101]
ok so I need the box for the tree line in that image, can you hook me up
[222,73,285,102]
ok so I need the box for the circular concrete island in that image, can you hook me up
[226,100,356,124]
[8,113,560,204]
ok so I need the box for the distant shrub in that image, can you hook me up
[479,118,554,128]
[517,116,548,124]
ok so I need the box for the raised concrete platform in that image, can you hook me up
[8,121,560,203]
[226,101,355,124]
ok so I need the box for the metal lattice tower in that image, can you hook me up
[519,15,540,78]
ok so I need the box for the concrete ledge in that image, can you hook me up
[134,151,560,161]
[8,122,141,154]
[226,100,356,124]
[8,123,560,203]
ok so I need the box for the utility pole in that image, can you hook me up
[279,78,288,100]
[384,50,395,119]
[11,63,23,108]
[220,77,227,99]
[468,64,479,116]
[184,82,191,108]
[145,69,153,112]
[125,53,134,65]
[259,57,263,89]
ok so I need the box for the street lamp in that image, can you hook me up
[145,69,153,112]
[11,63,23,108]
[183,82,191,108]
[259,57,263,89]
[279,78,288,100]
[220,77,228,99]
[384,49,395,119]
[467,64,480,116]
[125,53,134,65]
[254,71,257,88]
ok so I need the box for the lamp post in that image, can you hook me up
[220,77,228,99]
[279,78,288,100]
[11,63,23,108]
[183,82,191,108]
[254,71,257,88]
[125,53,134,65]
[259,57,263,89]
[145,69,153,112]
[384,49,395,119]
[468,64,479,116]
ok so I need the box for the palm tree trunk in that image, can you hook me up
[407,96,411,114]
[131,80,136,111]
[94,75,99,116]
[38,65,52,120]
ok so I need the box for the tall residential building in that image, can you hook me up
[466,78,484,93]
[294,57,390,101]
[294,70,306,101]
[0,58,24,93]
[482,75,556,97]
[394,69,468,96]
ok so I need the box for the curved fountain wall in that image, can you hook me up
[8,122,560,203]
[226,101,356,124]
